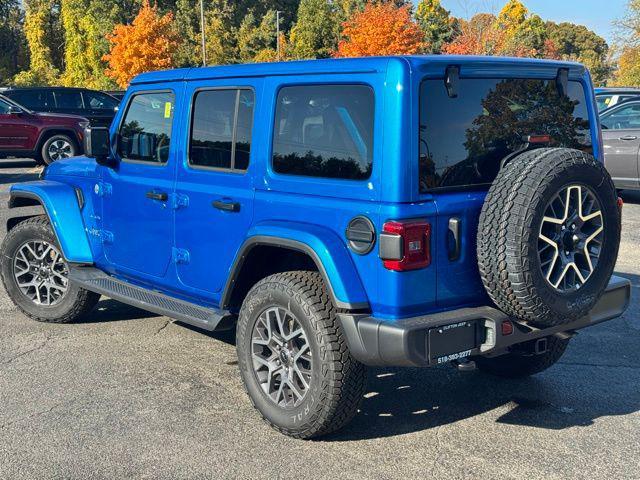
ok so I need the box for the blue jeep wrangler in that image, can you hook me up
[1,56,630,438]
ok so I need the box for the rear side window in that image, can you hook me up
[419,78,591,192]
[272,85,374,180]
[189,89,254,171]
[117,91,175,164]
[54,90,83,109]
[6,90,55,109]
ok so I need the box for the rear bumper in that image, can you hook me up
[338,275,631,367]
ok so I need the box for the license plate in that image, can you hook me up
[428,321,478,364]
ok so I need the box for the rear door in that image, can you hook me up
[0,97,34,150]
[52,90,85,117]
[419,76,594,308]
[601,103,640,189]
[173,80,258,300]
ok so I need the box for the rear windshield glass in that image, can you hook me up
[419,78,592,192]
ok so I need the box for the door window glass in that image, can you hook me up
[189,89,255,171]
[272,85,374,180]
[54,90,84,109]
[117,91,175,164]
[0,98,11,114]
[83,91,119,109]
[601,103,640,130]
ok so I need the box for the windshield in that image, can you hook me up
[419,78,592,192]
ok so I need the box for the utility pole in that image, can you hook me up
[200,0,207,66]
[276,10,282,61]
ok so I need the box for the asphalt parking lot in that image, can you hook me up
[0,159,639,480]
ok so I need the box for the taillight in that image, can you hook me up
[379,220,431,271]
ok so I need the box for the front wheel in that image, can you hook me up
[0,216,99,322]
[236,271,366,439]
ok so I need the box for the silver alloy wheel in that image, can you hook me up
[251,306,312,408]
[13,240,69,306]
[47,139,73,161]
[538,184,604,292]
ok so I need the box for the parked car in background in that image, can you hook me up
[104,90,125,101]
[0,87,118,128]
[0,94,88,164]
[600,98,640,190]
[595,87,640,111]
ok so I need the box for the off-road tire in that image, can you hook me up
[41,134,78,165]
[478,148,620,327]
[475,336,570,378]
[1,216,99,323]
[236,271,366,439]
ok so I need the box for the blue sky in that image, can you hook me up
[440,0,628,44]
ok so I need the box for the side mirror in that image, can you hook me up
[84,126,112,166]
[8,105,23,115]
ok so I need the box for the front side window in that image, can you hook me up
[117,91,175,164]
[189,89,254,171]
[83,91,119,110]
[419,78,591,192]
[272,85,374,180]
[0,98,11,114]
[600,103,640,130]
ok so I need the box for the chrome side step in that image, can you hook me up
[69,266,232,331]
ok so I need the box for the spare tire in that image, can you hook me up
[477,148,620,327]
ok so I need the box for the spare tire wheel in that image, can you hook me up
[477,148,620,327]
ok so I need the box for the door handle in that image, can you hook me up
[212,200,240,212]
[146,191,168,201]
[447,217,461,261]
[619,135,638,141]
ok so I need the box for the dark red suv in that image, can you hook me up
[0,94,88,165]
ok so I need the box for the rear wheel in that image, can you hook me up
[236,271,366,439]
[0,216,99,323]
[41,134,77,165]
[475,336,570,378]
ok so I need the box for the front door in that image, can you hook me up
[101,89,179,279]
[174,83,258,300]
[601,102,640,189]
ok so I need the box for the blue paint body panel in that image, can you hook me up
[10,180,93,263]
[11,55,602,320]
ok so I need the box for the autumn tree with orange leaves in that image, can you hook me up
[103,0,179,88]
[335,3,426,58]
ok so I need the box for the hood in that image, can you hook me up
[45,156,99,178]
[36,111,89,123]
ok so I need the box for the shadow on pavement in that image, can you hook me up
[78,298,160,323]
[0,159,40,185]
[68,271,640,441]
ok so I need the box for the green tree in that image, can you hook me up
[415,0,457,53]
[547,22,611,85]
[14,0,62,85]
[174,0,201,67]
[204,1,237,65]
[0,0,27,80]
[289,0,339,59]
[237,10,278,62]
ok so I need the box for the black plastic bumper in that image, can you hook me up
[337,275,631,367]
